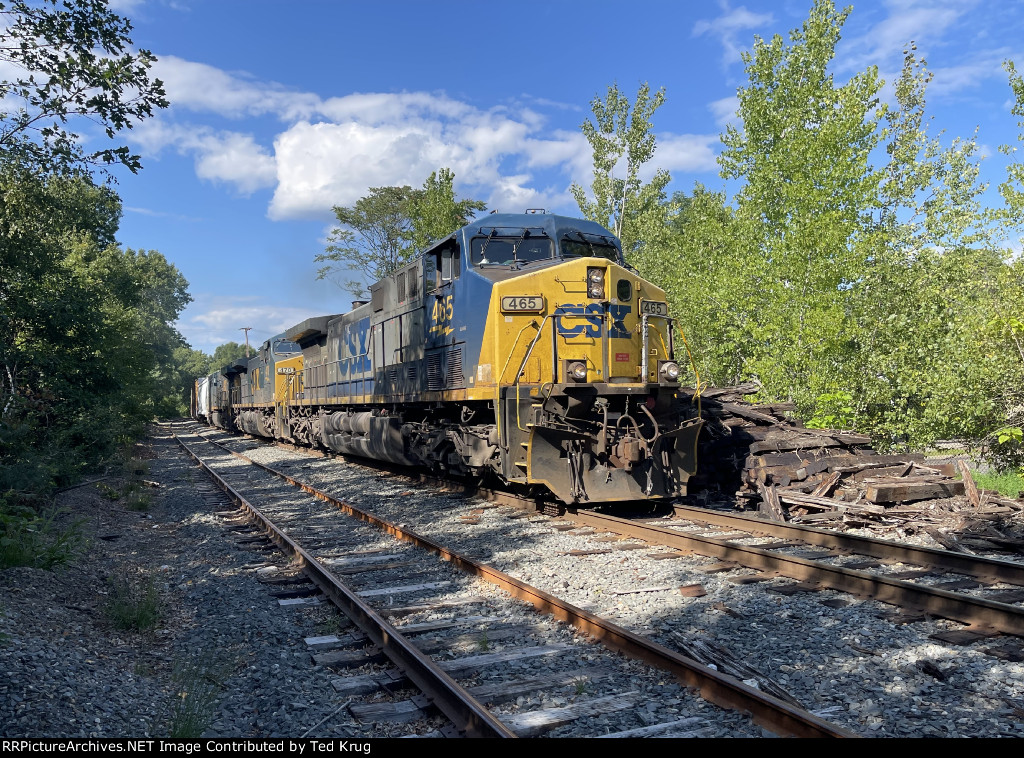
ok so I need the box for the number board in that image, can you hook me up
[501,295,544,313]
[639,300,669,317]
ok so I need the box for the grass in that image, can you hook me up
[125,490,152,512]
[313,612,350,636]
[97,484,121,501]
[168,654,236,738]
[104,575,162,632]
[0,502,85,570]
[972,469,1024,499]
[99,478,152,511]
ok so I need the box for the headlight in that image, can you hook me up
[567,360,588,381]
[659,361,680,382]
[587,267,605,299]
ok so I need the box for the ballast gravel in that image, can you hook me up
[222,430,1024,738]
[1,428,385,738]
[7,421,1022,738]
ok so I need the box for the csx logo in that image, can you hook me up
[555,304,630,339]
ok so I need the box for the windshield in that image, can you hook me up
[560,233,620,262]
[471,231,553,265]
[273,339,301,356]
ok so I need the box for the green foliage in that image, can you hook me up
[989,426,1024,472]
[717,0,884,409]
[210,342,249,368]
[0,499,84,569]
[648,185,751,386]
[807,391,856,430]
[0,166,193,490]
[316,185,418,299]
[0,0,168,175]
[997,427,1023,445]
[638,1,1022,463]
[972,468,1024,498]
[316,169,484,298]
[409,168,486,253]
[571,82,670,266]
[105,574,161,632]
[998,59,1024,229]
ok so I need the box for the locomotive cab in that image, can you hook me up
[466,214,701,503]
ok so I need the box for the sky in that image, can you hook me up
[87,0,1024,355]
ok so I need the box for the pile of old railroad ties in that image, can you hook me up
[684,384,1024,551]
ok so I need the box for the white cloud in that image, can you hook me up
[153,55,320,121]
[267,110,562,220]
[133,121,276,194]
[144,54,720,220]
[708,95,740,127]
[318,91,473,124]
[840,0,971,74]
[269,120,451,219]
[192,132,276,193]
[180,297,315,354]
[692,1,774,67]
[650,134,720,174]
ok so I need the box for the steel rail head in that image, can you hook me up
[178,425,855,739]
[672,504,1024,586]
[573,508,1024,638]
[172,430,516,739]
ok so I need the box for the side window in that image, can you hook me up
[425,256,438,292]
[441,249,453,282]
[397,272,407,302]
[425,241,460,292]
[408,265,419,300]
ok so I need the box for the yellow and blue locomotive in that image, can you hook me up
[196,212,702,504]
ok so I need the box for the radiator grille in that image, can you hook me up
[427,352,443,391]
[447,347,464,388]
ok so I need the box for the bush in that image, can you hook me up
[105,575,162,632]
[0,495,85,570]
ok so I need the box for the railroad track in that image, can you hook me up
[564,506,1024,642]
[181,420,1024,736]
[170,421,853,738]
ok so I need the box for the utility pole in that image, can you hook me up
[240,327,252,358]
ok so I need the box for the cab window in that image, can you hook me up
[560,234,620,262]
[425,241,460,291]
[273,339,300,356]
[471,227,551,265]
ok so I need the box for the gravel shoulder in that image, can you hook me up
[0,426,367,738]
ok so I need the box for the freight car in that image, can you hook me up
[195,212,703,504]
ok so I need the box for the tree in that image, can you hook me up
[717,0,884,409]
[0,0,167,175]
[409,168,486,253]
[161,345,211,418]
[0,168,191,490]
[315,185,418,298]
[846,48,1002,449]
[649,185,752,388]
[570,82,671,266]
[999,60,1024,229]
[983,59,1024,466]
[211,341,250,367]
[315,170,484,297]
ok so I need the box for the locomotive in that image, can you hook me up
[194,212,703,504]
